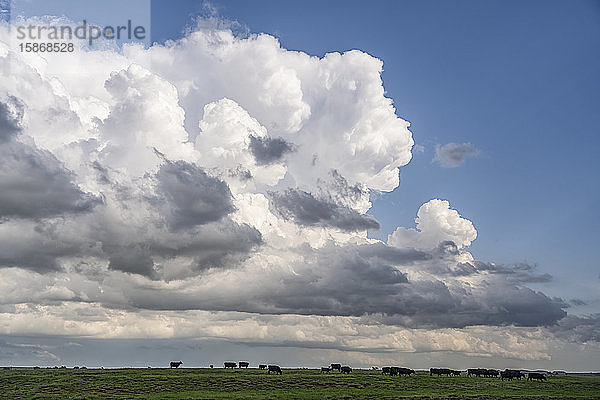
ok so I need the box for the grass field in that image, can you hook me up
[1,367,599,399]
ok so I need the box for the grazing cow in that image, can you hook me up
[468,368,484,377]
[170,361,183,369]
[340,366,352,374]
[224,362,236,369]
[238,362,249,368]
[398,367,415,376]
[501,369,524,380]
[259,364,267,370]
[330,363,341,372]
[430,368,452,376]
[389,367,399,376]
[268,365,282,375]
[486,369,499,378]
[528,372,547,381]
[451,370,462,376]
[381,366,391,375]
[321,367,331,373]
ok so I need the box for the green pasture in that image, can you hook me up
[1,367,598,399]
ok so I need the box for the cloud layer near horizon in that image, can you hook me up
[0,19,597,366]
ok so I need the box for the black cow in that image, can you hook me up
[501,369,524,380]
[330,363,341,372]
[381,366,391,375]
[398,367,415,376]
[321,367,331,373]
[238,362,249,368]
[389,367,400,376]
[210,364,214,368]
[528,372,547,381]
[170,361,182,368]
[268,365,282,374]
[340,366,352,374]
[451,370,462,376]
[259,364,267,370]
[224,362,236,369]
[430,368,452,376]
[486,369,499,377]
[468,368,485,377]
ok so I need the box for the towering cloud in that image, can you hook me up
[0,19,595,367]
[388,199,477,250]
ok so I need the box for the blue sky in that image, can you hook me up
[152,0,600,306]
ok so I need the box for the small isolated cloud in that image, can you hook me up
[433,142,479,168]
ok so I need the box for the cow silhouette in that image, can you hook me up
[468,368,498,377]
[528,372,547,381]
[340,366,352,374]
[170,361,182,368]
[259,364,267,370]
[238,362,249,368]
[430,368,452,376]
[468,368,485,377]
[224,362,236,369]
[268,365,282,374]
[396,367,415,376]
[330,363,341,372]
[486,369,499,377]
[501,369,524,380]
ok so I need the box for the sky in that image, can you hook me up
[0,0,598,370]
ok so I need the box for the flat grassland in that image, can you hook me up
[1,368,599,399]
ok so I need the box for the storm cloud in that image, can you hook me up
[0,18,593,369]
[0,141,100,219]
[0,96,24,142]
[157,159,235,230]
[269,188,380,231]
[249,135,295,165]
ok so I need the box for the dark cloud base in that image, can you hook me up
[269,188,380,231]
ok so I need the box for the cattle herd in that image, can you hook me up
[164,361,550,382]
[428,368,548,381]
